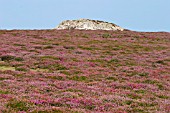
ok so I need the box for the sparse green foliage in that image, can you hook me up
[6,100,32,111]
[102,33,112,38]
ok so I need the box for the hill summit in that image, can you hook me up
[55,19,124,31]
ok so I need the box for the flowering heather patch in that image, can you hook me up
[0,30,170,112]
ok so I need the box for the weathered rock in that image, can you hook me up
[55,19,124,31]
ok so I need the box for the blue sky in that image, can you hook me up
[0,0,170,31]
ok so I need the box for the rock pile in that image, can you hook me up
[55,19,124,31]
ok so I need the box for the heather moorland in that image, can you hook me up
[0,30,170,113]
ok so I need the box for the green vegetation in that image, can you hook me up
[78,46,93,50]
[102,33,112,38]
[6,100,32,111]
[43,63,67,71]
[43,45,53,49]
[138,72,149,77]
[0,55,24,62]
[0,90,9,94]
[14,57,24,61]
[127,93,142,99]
[63,46,75,50]
[15,67,27,72]
[40,56,59,60]
[48,76,64,80]
[108,58,119,63]
[31,110,63,113]
[0,55,15,61]
[106,76,118,81]
[68,75,87,81]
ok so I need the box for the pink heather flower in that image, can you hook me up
[31,99,47,105]
[18,112,26,113]
[128,83,146,89]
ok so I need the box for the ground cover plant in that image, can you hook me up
[0,30,170,113]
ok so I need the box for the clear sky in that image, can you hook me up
[0,0,170,31]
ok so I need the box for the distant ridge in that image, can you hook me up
[55,19,124,31]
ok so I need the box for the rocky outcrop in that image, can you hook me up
[55,19,124,31]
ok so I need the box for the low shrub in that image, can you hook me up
[102,33,112,38]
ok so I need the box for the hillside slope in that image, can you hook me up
[0,30,170,112]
